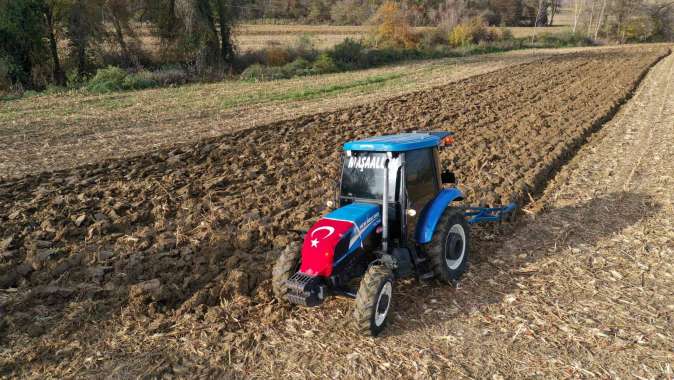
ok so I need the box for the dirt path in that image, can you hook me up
[227,48,674,378]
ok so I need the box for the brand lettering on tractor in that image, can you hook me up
[349,212,381,248]
[347,156,385,172]
[359,212,380,231]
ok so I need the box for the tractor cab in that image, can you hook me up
[339,132,456,246]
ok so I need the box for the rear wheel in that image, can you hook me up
[354,265,394,336]
[272,242,301,302]
[427,207,470,283]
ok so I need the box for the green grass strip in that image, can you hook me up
[221,73,404,109]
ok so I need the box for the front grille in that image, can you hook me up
[285,272,326,307]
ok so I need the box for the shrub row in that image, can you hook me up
[532,31,595,48]
[240,55,336,81]
[26,30,593,94]
[237,31,592,82]
[86,66,189,93]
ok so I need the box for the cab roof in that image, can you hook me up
[343,132,452,152]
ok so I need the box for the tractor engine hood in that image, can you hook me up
[300,203,381,277]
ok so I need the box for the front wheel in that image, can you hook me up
[354,265,394,336]
[272,242,302,302]
[427,207,470,283]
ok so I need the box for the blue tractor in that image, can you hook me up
[272,132,516,336]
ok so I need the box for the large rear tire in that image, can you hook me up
[272,242,301,302]
[427,207,470,283]
[354,265,394,337]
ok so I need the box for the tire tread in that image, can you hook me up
[272,242,301,301]
[354,265,393,336]
[427,207,469,283]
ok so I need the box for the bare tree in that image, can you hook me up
[572,0,585,33]
[641,1,674,40]
[593,0,607,39]
[586,0,596,36]
[214,0,236,65]
[531,0,545,41]
[42,0,65,85]
[66,0,105,75]
[104,0,137,66]
[436,0,467,31]
[548,0,561,25]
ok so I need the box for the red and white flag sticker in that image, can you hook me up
[300,218,354,277]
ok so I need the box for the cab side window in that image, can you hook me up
[405,149,438,206]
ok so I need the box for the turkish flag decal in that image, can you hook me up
[300,218,355,277]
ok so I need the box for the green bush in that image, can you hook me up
[282,58,312,77]
[240,64,266,81]
[490,38,523,50]
[418,28,448,50]
[66,68,84,89]
[87,66,127,93]
[361,47,425,67]
[622,17,653,42]
[535,32,594,48]
[151,67,189,86]
[43,84,65,95]
[87,66,181,92]
[311,53,338,74]
[454,43,502,56]
[123,71,158,90]
[240,64,288,81]
[330,38,365,70]
[262,66,287,80]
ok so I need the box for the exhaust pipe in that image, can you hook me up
[382,158,390,253]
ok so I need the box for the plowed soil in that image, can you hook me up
[3,45,668,179]
[0,46,671,378]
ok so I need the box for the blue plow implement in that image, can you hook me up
[465,203,518,224]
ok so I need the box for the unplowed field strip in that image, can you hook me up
[0,46,670,378]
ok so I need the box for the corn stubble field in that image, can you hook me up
[0,44,673,378]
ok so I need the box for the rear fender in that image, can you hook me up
[415,188,464,244]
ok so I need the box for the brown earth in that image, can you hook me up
[0,46,671,378]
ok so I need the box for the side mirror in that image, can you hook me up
[441,170,456,184]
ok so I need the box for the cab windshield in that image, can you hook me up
[340,152,399,201]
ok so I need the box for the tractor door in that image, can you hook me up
[404,148,440,242]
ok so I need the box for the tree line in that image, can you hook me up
[0,0,243,90]
[1,0,672,91]
[570,0,674,42]
[240,0,560,27]
[0,0,562,91]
